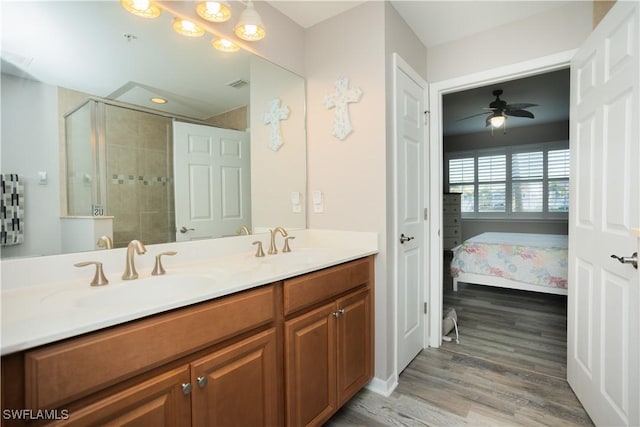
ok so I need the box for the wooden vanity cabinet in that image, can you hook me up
[1,284,280,427]
[48,328,279,427]
[284,257,374,427]
[1,256,374,427]
[190,328,278,426]
[46,365,193,426]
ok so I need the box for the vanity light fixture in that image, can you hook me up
[212,38,240,52]
[120,0,161,18]
[234,1,266,41]
[150,97,167,104]
[173,17,206,37]
[196,1,232,23]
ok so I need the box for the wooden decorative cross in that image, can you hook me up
[323,77,363,140]
[263,98,290,151]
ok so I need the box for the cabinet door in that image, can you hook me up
[56,366,191,426]
[190,328,278,427]
[285,302,337,427]
[336,288,372,405]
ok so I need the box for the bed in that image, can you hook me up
[450,232,568,295]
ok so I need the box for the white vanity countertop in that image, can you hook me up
[0,230,378,355]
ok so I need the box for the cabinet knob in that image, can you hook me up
[197,376,208,388]
[333,309,345,318]
[181,383,193,395]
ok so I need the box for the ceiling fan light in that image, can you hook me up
[196,1,232,23]
[121,0,161,18]
[212,38,240,52]
[234,1,266,41]
[172,17,206,37]
[489,114,506,128]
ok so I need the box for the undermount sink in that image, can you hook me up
[260,249,329,265]
[40,275,216,310]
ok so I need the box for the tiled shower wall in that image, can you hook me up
[105,105,175,248]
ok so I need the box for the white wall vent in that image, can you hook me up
[227,79,249,89]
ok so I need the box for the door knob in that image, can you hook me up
[179,226,195,234]
[610,252,638,269]
[400,233,415,244]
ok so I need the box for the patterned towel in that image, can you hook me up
[1,174,25,246]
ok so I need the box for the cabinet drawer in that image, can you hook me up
[284,257,371,316]
[25,285,275,411]
[442,204,460,214]
[443,193,461,204]
[443,226,461,238]
[444,237,462,249]
[443,215,461,226]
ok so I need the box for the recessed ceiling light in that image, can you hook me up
[151,97,167,104]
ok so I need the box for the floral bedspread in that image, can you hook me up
[450,232,568,289]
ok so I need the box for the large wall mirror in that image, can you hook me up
[1,1,306,258]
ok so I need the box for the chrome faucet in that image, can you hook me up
[268,227,288,255]
[122,240,146,280]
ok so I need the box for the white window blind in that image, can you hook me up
[548,149,570,212]
[512,151,543,212]
[448,157,475,212]
[445,143,570,218]
[478,155,506,212]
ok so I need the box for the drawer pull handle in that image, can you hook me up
[333,309,345,318]
[182,383,193,395]
[197,376,208,388]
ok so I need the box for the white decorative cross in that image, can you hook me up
[323,77,363,140]
[263,98,290,151]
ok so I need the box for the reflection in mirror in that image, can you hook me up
[0,1,306,258]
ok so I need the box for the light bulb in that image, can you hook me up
[212,38,240,52]
[196,1,232,22]
[121,0,160,18]
[173,18,205,37]
[489,115,506,128]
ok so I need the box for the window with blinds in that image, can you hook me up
[448,157,475,212]
[445,143,569,218]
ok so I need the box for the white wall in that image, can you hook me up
[304,1,389,383]
[0,74,62,257]
[304,0,427,389]
[427,1,593,82]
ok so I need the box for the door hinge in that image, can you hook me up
[424,208,428,221]
[424,302,428,314]
[423,110,430,126]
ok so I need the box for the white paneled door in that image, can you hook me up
[173,122,251,242]
[568,2,639,425]
[394,54,428,373]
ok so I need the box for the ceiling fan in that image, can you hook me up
[459,89,538,128]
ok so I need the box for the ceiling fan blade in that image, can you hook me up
[504,109,535,119]
[457,111,492,121]
[506,103,538,110]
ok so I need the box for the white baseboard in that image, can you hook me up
[365,374,398,397]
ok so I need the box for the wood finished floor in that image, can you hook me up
[326,284,593,426]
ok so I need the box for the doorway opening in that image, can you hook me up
[426,50,575,352]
